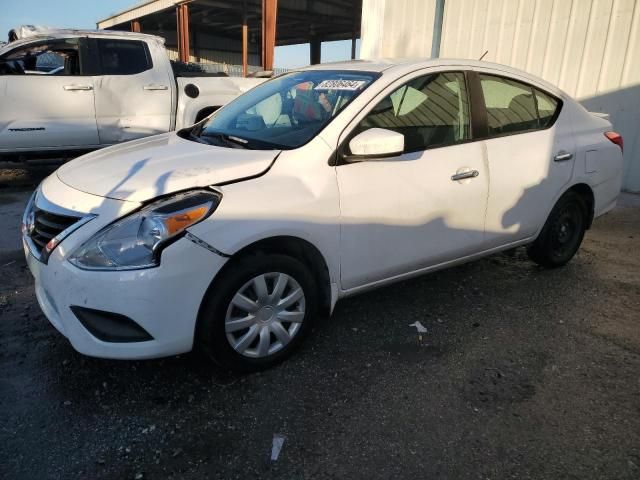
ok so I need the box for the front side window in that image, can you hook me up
[353,72,471,153]
[97,39,152,75]
[0,39,80,75]
[479,74,560,136]
[191,70,379,150]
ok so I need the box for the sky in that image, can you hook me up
[0,0,360,69]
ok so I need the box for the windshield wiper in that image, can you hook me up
[187,132,211,145]
[192,127,287,150]
[225,134,251,147]
[201,132,249,149]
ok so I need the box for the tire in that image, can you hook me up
[196,253,318,372]
[527,191,587,268]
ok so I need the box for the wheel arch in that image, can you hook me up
[200,235,333,320]
[565,182,595,229]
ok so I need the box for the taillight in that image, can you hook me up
[604,131,623,153]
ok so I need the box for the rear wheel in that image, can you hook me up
[197,254,317,372]
[527,191,587,268]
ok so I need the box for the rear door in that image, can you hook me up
[0,37,99,150]
[473,71,575,246]
[92,38,173,144]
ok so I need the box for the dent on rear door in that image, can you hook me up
[96,76,172,144]
[93,40,173,144]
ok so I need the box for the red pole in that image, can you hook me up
[261,0,277,70]
[242,22,248,77]
[177,3,191,63]
[182,3,190,62]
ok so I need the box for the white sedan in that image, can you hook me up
[22,59,623,371]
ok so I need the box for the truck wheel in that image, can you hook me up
[197,253,317,372]
[527,191,587,268]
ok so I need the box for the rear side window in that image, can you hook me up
[479,74,560,136]
[355,71,471,152]
[535,89,559,127]
[96,39,152,75]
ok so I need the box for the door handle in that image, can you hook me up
[63,85,93,91]
[554,151,574,162]
[144,84,169,90]
[451,170,479,181]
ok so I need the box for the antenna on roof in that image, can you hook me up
[478,50,489,61]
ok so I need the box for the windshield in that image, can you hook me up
[190,70,379,150]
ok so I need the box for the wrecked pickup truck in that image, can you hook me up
[0,28,267,160]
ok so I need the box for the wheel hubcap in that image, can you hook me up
[558,221,572,243]
[224,272,305,358]
[551,203,582,257]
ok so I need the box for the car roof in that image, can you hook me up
[301,58,564,97]
[0,29,164,55]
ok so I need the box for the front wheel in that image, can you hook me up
[196,254,317,372]
[527,191,587,268]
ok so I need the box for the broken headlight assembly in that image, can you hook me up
[69,190,221,271]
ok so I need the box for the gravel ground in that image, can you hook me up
[1,167,639,479]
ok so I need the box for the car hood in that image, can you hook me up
[56,133,279,202]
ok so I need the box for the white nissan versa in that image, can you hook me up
[22,59,623,371]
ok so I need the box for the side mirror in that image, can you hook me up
[345,128,404,162]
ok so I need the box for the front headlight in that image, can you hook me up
[69,190,221,271]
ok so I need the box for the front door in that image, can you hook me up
[0,37,99,150]
[337,71,489,290]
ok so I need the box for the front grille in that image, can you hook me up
[29,207,80,252]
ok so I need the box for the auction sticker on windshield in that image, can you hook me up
[314,79,367,91]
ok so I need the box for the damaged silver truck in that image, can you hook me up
[0,27,267,161]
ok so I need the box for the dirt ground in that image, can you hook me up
[1,166,639,479]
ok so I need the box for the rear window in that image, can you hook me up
[479,74,560,136]
[97,39,152,75]
[535,88,559,127]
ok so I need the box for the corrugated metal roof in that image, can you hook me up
[97,0,179,29]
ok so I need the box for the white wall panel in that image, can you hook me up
[360,0,437,58]
[361,0,640,191]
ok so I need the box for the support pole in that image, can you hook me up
[176,5,182,61]
[350,1,357,59]
[242,22,248,76]
[177,3,191,63]
[431,0,445,58]
[261,0,277,71]
[131,19,141,33]
[242,2,248,77]
[310,36,321,65]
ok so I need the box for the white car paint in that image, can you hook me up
[0,29,265,154]
[1,73,100,148]
[56,133,278,202]
[92,36,174,145]
[22,58,623,362]
[348,127,404,156]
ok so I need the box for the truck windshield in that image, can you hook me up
[191,70,379,150]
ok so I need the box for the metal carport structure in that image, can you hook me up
[97,0,362,75]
